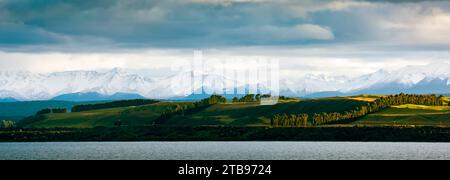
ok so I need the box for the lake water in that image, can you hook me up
[0,142,449,160]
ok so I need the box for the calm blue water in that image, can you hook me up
[0,142,449,160]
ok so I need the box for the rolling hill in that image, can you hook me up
[353,104,450,127]
[21,98,368,129]
[166,98,369,126]
[22,102,193,129]
[15,94,450,129]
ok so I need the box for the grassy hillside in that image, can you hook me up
[24,102,193,129]
[442,97,450,105]
[19,94,450,129]
[166,99,368,126]
[346,95,382,102]
[353,104,450,127]
[22,98,368,128]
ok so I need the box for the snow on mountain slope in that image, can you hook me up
[0,68,250,100]
[0,69,158,100]
[342,69,391,92]
[386,63,450,85]
[279,63,450,96]
[280,74,348,96]
[345,63,450,94]
[2,63,450,100]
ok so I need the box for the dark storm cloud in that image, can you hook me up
[0,0,449,51]
[0,0,339,50]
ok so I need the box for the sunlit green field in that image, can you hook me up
[353,104,450,127]
[345,94,384,102]
[167,98,368,126]
[442,97,450,105]
[24,102,192,129]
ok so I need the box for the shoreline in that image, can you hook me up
[2,126,450,142]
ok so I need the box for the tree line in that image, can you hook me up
[198,95,227,105]
[273,93,446,127]
[312,93,446,125]
[155,95,227,125]
[271,114,308,127]
[232,94,296,103]
[72,99,159,112]
[232,94,274,103]
[36,108,68,115]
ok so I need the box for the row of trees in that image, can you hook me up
[231,94,296,103]
[155,95,227,125]
[273,93,446,127]
[368,93,444,111]
[313,94,446,125]
[312,110,366,125]
[271,114,308,127]
[72,99,159,112]
[197,95,227,106]
[232,94,271,103]
[155,104,197,124]
[36,108,68,115]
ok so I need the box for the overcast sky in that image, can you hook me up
[1,0,450,77]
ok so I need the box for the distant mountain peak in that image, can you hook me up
[107,67,126,75]
[51,92,145,102]
[373,69,390,75]
[0,97,17,102]
[2,63,450,100]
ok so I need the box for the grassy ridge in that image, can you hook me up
[392,104,450,111]
[354,104,450,127]
[4,95,450,142]
[16,95,450,129]
[168,99,368,126]
[21,98,368,128]
[24,102,194,129]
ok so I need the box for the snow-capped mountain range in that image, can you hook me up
[0,68,249,100]
[2,63,450,101]
[282,62,450,97]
